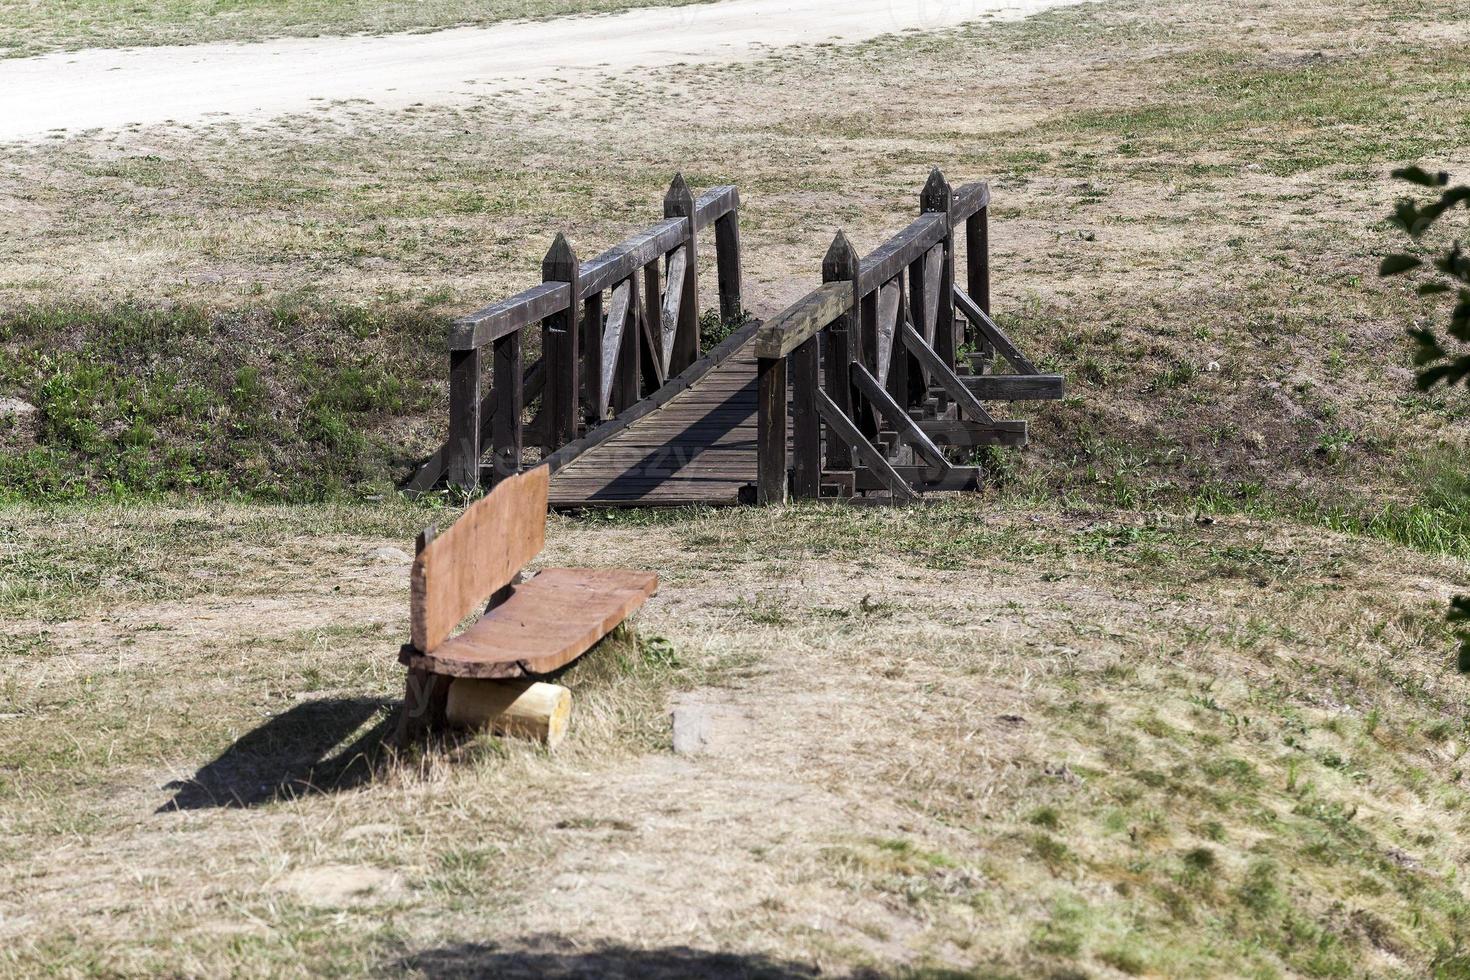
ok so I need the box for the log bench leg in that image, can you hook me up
[394,667,451,745]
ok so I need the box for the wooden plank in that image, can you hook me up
[643,258,662,380]
[405,566,658,677]
[963,373,1064,400]
[952,181,991,223]
[791,336,820,499]
[616,274,642,412]
[954,286,1037,374]
[751,282,852,358]
[900,319,995,424]
[410,466,549,653]
[406,359,543,493]
[815,388,914,501]
[541,319,760,472]
[874,279,900,386]
[600,281,631,416]
[664,175,700,374]
[451,281,571,351]
[856,212,946,294]
[851,363,949,470]
[660,245,687,375]
[757,356,787,505]
[447,348,481,492]
[581,292,603,420]
[917,418,1028,447]
[490,332,523,482]
[714,209,743,323]
[917,245,943,345]
[856,465,982,492]
[921,170,957,371]
[578,218,686,298]
[694,184,739,232]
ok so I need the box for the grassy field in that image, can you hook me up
[4,0,1470,975]
[0,0,711,58]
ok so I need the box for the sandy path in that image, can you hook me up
[0,0,1084,141]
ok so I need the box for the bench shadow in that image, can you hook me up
[392,937,821,979]
[158,697,394,812]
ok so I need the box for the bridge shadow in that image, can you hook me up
[158,697,394,812]
[585,373,758,501]
[391,936,821,979]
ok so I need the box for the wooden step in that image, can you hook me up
[962,374,1064,401]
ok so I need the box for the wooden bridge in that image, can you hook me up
[408,172,1063,507]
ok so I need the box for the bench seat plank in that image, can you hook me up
[401,567,659,679]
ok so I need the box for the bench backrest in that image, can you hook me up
[410,465,549,653]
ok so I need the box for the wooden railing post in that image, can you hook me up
[824,231,860,471]
[447,348,481,492]
[714,195,743,325]
[664,174,700,374]
[965,193,991,353]
[581,291,603,422]
[921,167,956,371]
[490,332,522,484]
[756,354,788,505]
[542,233,580,455]
[791,334,820,499]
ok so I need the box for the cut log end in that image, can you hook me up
[445,678,572,748]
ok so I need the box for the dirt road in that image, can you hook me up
[0,0,1084,141]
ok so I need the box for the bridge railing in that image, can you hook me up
[411,175,743,493]
[753,168,1032,504]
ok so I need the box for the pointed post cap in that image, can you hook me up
[921,167,952,211]
[664,172,695,217]
[822,229,859,282]
[543,231,578,280]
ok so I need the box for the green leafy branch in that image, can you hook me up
[1380,166,1470,670]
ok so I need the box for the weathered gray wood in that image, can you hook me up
[448,348,481,492]
[965,203,991,321]
[851,362,948,470]
[952,181,991,223]
[815,388,914,501]
[921,169,957,371]
[954,286,1037,374]
[887,273,910,409]
[856,212,946,294]
[915,245,943,345]
[917,418,1028,447]
[600,281,632,417]
[791,336,820,500]
[874,279,900,386]
[451,281,571,351]
[824,231,861,472]
[660,245,687,375]
[636,286,666,390]
[900,320,995,424]
[578,218,686,298]
[615,274,641,413]
[756,355,787,505]
[664,174,700,374]
[714,209,743,325]
[490,333,522,483]
[751,282,852,358]
[693,184,739,232]
[856,465,983,492]
[542,233,580,455]
[963,373,1065,400]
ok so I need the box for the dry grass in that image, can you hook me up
[2,499,1468,976]
[3,0,1470,510]
[5,0,1470,975]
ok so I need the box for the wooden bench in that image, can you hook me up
[396,465,658,745]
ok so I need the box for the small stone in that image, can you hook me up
[370,546,412,564]
[0,397,35,419]
[671,706,712,755]
[1206,361,1220,372]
